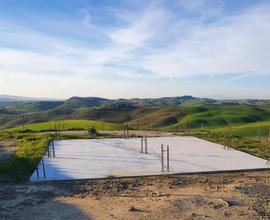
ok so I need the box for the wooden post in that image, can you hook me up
[136,121,139,130]
[167,145,170,172]
[161,144,164,172]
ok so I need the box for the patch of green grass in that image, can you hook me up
[9,119,124,132]
[0,134,49,182]
[0,129,102,182]
[192,122,270,159]
[118,179,132,185]
[162,105,270,130]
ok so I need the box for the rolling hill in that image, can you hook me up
[0,95,269,130]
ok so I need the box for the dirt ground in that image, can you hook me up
[1,171,269,220]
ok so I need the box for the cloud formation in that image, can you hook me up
[0,0,269,98]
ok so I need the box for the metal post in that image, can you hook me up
[58,122,61,140]
[54,123,57,140]
[52,140,55,157]
[47,135,50,158]
[268,128,270,163]
[36,167,40,179]
[21,115,25,131]
[144,136,148,154]
[161,144,164,172]
[141,137,143,153]
[167,145,170,172]
[47,145,50,158]
[41,159,46,178]
[268,127,270,144]
[126,122,129,138]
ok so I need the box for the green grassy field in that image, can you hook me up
[170,104,270,129]
[9,119,124,132]
[0,119,124,182]
[190,120,270,160]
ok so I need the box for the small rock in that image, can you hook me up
[214,204,225,209]
[224,211,231,217]
[226,199,240,207]
[129,206,143,212]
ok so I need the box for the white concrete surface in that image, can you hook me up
[30,136,269,181]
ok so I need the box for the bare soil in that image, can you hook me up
[1,171,269,220]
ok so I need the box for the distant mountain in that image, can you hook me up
[62,95,204,108]
[0,95,269,129]
[0,95,62,103]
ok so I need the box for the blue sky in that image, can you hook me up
[0,0,270,99]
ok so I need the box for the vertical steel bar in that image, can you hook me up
[167,145,170,172]
[41,159,46,178]
[145,136,148,154]
[36,166,39,179]
[161,144,164,172]
[52,140,55,157]
[141,137,143,153]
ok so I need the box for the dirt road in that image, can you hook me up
[1,171,269,220]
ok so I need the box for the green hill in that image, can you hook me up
[0,96,270,131]
[167,104,270,129]
[9,119,124,132]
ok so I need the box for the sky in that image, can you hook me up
[0,0,270,99]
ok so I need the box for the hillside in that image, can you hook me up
[0,96,269,130]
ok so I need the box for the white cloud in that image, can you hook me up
[0,1,269,98]
[109,4,168,47]
[141,5,270,77]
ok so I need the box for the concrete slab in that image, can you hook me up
[30,136,269,181]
